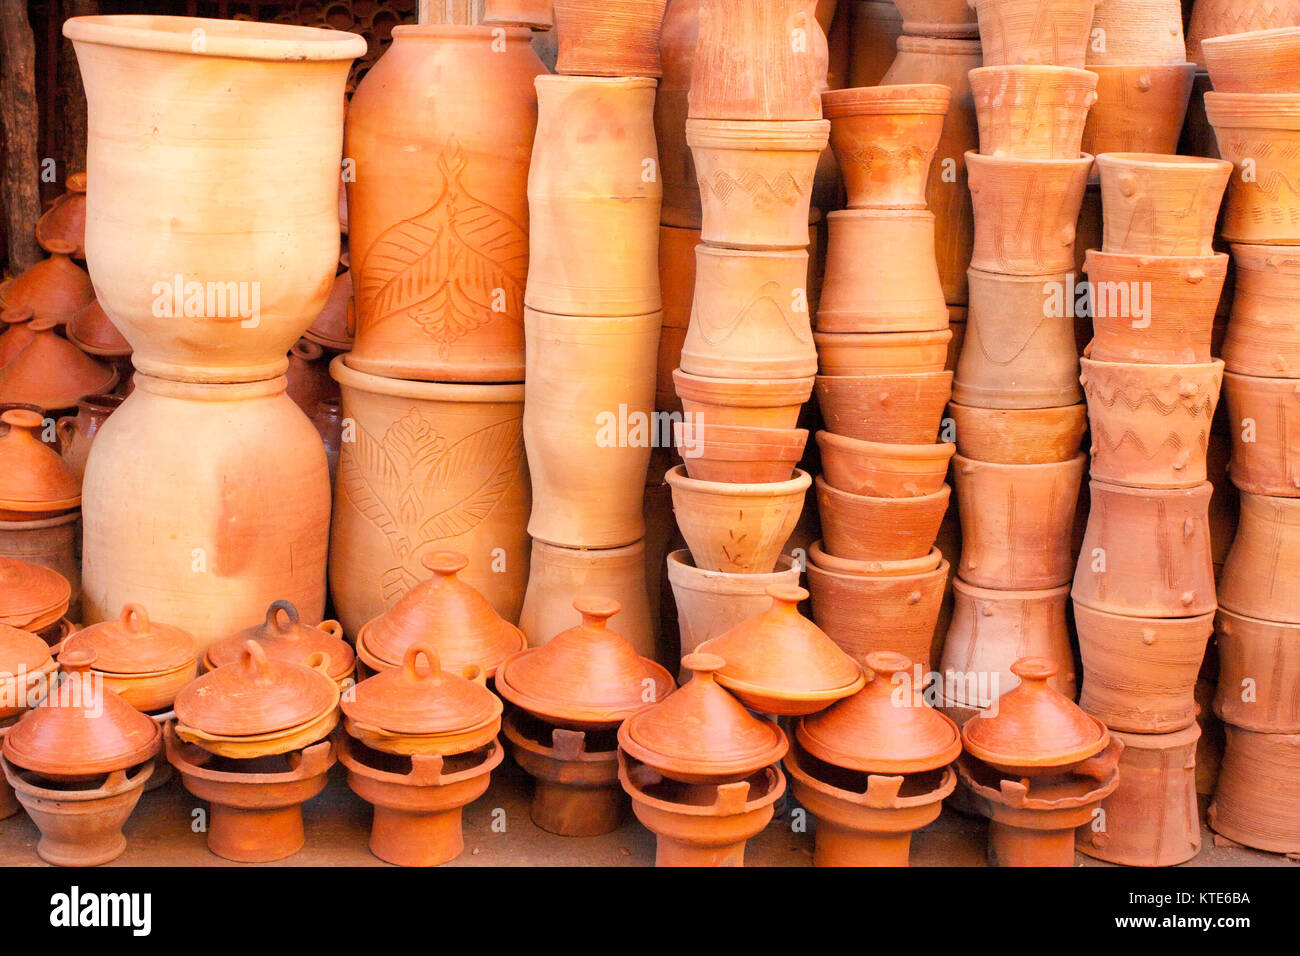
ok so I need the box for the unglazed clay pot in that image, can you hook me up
[1086,0,1185,64]
[946,401,1087,464]
[1203,26,1300,92]
[1081,64,1196,158]
[656,0,702,229]
[822,85,951,209]
[968,0,1098,68]
[1205,92,1300,244]
[1095,153,1231,257]
[1223,371,1300,494]
[1222,244,1300,375]
[816,430,953,497]
[0,318,118,412]
[848,0,905,87]
[1079,357,1224,488]
[35,174,87,258]
[688,0,828,120]
[966,151,1093,275]
[343,26,543,383]
[205,601,353,688]
[658,225,700,408]
[58,604,200,713]
[0,244,94,328]
[329,357,530,635]
[0,410,80,520]
[1071,479,1216,618]
[56,394,122,480]
[552,0,667,77]
[0,515,82,623]
[673,368,814,429]
[1214,609,1300,732]
[504,713,624,836]
[1219,492,1300,623]
[64,16,363,383]
[969,66,1097,159]
[527,76,662,316]
[1208,726,1300,853]
[687,119,830,249]
[1187,0,1300,67]
[815,371,953,444]
[893,0,977,35]
[815,330,952,376]
[483,0,555,29]
[816,477,950,562]
[674,421,807,483]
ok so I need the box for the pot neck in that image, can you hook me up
[130,372,288,403]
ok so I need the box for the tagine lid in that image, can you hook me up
[66,297,131,356]
[0,557,71,630]
[206,600,354,680]
[962,657,1108,770]
[0,317,118,410]
[0,409,82,513]
[174,641,338,737]
[798,652,961,774]
[58,604,198,676]
[342,643,502,737]
[360,551,525,675]
[495,596,675,726]
[0,623,54,678]
[618,653,788,778]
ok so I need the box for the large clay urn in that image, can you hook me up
[1222,244,1300,376]
[64,16,364,383]
[344,26,544,383]
[82,374,331,649]
[1219,492,1300,624]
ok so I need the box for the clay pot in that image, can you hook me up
[328,358,530,634]
[953,269,1082,409]
[504,712,624,836]
[0,624,57,721]
[284,339,336,421]
[1219,492,1300,623]
[1081,64,1196,158]
[673,369,814,429]
[966,151,1093,275]
[1223,371,1300,494]
[970,66,1097,159]
[1079,357,1224,488]
[1086,0,1185,63]
[1071,480,1216,618]
[35,174,87,258]
[815,372,953,444]
[483,0,554,29]
[205,601,353,687]
[816,430,953,498]
[0,556,71,633]
[55,394,122,480]
[968,0,1098,68]
[1203,26,1300,92]
[0,318,118,412]
[65,16,363,383]
[1208,726,1300,853]
[849,1,905,87]
[312,397,342,489]
[0,409,80,520]
[1075,603,1213,733]
[688,0,827,120]
[65,299,131,358]
[527,77,662,316]
[822,85,951,209]
[1188,0,1300,67]
[1214,609,1300,732]
[946,401,1087,464]
[58,604,200,713]
[656,0,702,229]
[674,421,807,483]
[681,245,816,379]
[343,26,542,383]
[815,330,952,376]
[893,0,977,35]
[1083,250,1228,364]
[552,0,667,76]
[1222,244,1300,375]
[951,453,1085,590]
[1205,92,1300,244]
[816,477,950,563]
[0,521,77,627]
[0,244,94,328]
[687,119,830,249]
[1095,153,1231,257]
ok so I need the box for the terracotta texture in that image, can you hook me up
[656,0,701,229]
[1214,608,1300,732]
[0,624,57,721]
[815,371,953,444]
[816,430,954,498]
[56,394,122,480]
[970,66,1097,159]
[0,409,80,520]
[815,330,953,376]
[35,174,87,258]
[58,604,199,713]
[673,368,814,429]
[1085,0,1185,64]
[816,477,950,562]
[1219,492,1300,623]
[1203,26,1300,92]
[1208,726,1300,853]
[1222,244,1300,375]
[657,225,698,409]
[946,401,1087,464]
[0,556,71,633]
[0,246,94,328]
[1222,371,1300,494]
[205,601,353,686]
[1095,153,1231,257]
[1081,64,1196,158]
[1187,0,1300,67]
[304,266,352,352]
[893,0,977,35]
[483,0,555,29]
[1205,91,1300,244]
[0,516,81,625]
[675,421,807,483]
[552,0,667,77]
[65,298,129,357]
[968,0,1098,68]
[0,318,118,412]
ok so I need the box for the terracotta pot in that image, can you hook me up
[816,430,953,498]
[674,421,807,483]
[815,330,952,376]
[1219,492,1300,623]
[1222,371,1300,495]
[966,151,1093,275]
[946,401,1087,464]
[1214,608,1300,732]
[816,477,950,562]
[66,298,131,358]
[55,393,122,480]
[1095,153,1231,257]
[1071,479,1216,617]
[968,0,1098,68]
[0,514,81,624]
[658,224,700,409]
[1081,63,1196,159]
[1222,244,1300,375]
[205,601,353,686]
[1187,0,1300,67]
[552,0,667,77]
[688,0,827,120]
[893,0,977,35]
[527,77,662,316]
[815,371,953,444]
[65,16,363,383]
[822,85,951,209]
[483,0,554,29]
[657,1,701,230]
[1083,250,1227,364]
[1205,91,1300,244]
[0,318,118,412]
[848,1,905,87]
[0,409,80,520]
[35,174,87,258]
[970,66,1097,159]
[1203,26,1300,92]
[343,26,543,383]
[0,245,94,328]
[504,712,624,836]
[687,119,830,250]
[0,624,57,721]
[0,308,36,367]
[312,397,342,489]
[816,209,949,333]
[59,604,200,713]
[1086,0,1185,64]
[1080,356,1224,488]
[672,368,814,429]
[1208,726,1300,853]
[328,358,530,635]
[681,246,816,379]
[953,269,1082,409]
[0,556,71,633]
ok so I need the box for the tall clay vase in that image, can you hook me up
[969,66,1097,159]
[523,308,659,549]
[82,374,331,648]
[1222,244,1300,376]
[1209,727,1300,853]
[1081,64,1196,158]
[968,0,1098,68]
[657,0,702,229]
[344,26,544,383]
[65,16,364,383]
[1219,492,1300,624]
[526,76,662,317]
[1205,92,1300,244]
[328,357,530,636]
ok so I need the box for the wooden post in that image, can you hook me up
[59,0,99,180]
[417,0,485,24]
[0,0,43,274]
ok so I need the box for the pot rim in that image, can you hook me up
[826,207,935,225]
[672,367,815,405]
[131,372,286,402]
[1228,242,1300,267]
[1205,91,1300,127]
[815,429,956,463]
[1223,368,1300,387]
[1108,722,1201,749]
[821,83,952,117]
[536,74,659,93]
[63,14,367,61]
[675,421,809,447]
[332,355,524,403]
[969,63,1098,84]
[1094,151,1234,174]
[807,541,948,578]
[952,450,1087,474]
[1084,248,1230,272]
[1216,605,1300,632]
[665,548,799,586]
[952,577,1069,601]
[665,464,811,498]
[1079,355,1225,375]
[531,538,646,562]
[1085,477,1214,501]
[1082,61,1196,76]
[391,24,533,41]
[964,149,1095,170]
[815,474,950,507]
[685,118,831,151]
[785,747,959,807]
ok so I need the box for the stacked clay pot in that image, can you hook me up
[0,555,74,647]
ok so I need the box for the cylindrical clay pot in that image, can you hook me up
[1219,492,1300,624]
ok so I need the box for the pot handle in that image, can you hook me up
[119,603,151,634]
[239,640,274,685]
[401,643,442,683]
[55,416,75,449]
[318,619,344,640]
[305,651,334,680]
[461,663,487,687]
[264,600,300,635]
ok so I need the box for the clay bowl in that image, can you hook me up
[814,330,952,375]
[1095,153,1232,258]
[969,65,1098,159]
[946,401,1086,464]
[816,430,954,498]
[673,420,808,483]
[815,371,952,444]
[815,476,950,563]
[673,368,814,429]
[1081,63,1196,160]
[1202,27,1300,93]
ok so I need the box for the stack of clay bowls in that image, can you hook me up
[807,81,955,670]
[1067,151,1231,865]
[617,652,789,866]
[496,596,674,836]
[0,624,58,822]
[0,556,73,646]
[1201,26,1300,857]
[339,642,505,866]
[204,600,354,690]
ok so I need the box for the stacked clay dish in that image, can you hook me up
[0,557,73,646]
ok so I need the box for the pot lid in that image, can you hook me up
[173,640,338,737]
[495,596,675,725]
[0,557,71,630]
[2,671,161,776]
[58,604,198,676]
[0,623,53,679]
[0,317,118,410]
[342,643,502,737]
[0,409,81,513]
[361,551,525,675]
[35,179,87,259]
[797,652,961,774]
[0,307,37,367]
[0,244,94,326]
[304,269,352,350]
[66,298,131,356]
[618,653,788,779]
[205,601,354,679]
[962,657,1108,771]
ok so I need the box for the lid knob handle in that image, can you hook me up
[119,603,151,634]
[265,599,301,635]
[402,642,442,683]
[1010,657,1058,684]
[572,595,620,629]
[422,550,468,578]
[681,652,725,684]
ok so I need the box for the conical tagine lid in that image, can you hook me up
[495,596,675,727]
[343,643,502,736]
[206,601,354,680]
[0,409,81,514]
[0,623,54,678]
[35,174,87,259]
[58,604,197,676]
[798,652,961,774]
[0,316,118,410]
[618,653,788,780]
[0,307,37,366]
[0,557,70,631]
[0,242,94,326]
[66,297,131,357]
[361,551,525,676]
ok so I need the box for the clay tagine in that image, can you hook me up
[35,174,87,258]
[65,297,131,358]
[0,241,94,327]
[0,408,81,520]
[0,556,71,633]
[0,316,118,411]
[0,623,58,721]
[204,600,354,688]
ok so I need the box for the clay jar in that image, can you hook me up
[1081,64,1196,158]
[656,1,701,229]
[1085,0,1185,64]
[1095,154,1231,257]
[966,152,1093,275]
[816,477,950,562]
[1223,371,1300,494]
[1219,493,1300,623]
[1072,480,1216,618]
[1079,357,1224,488]
[552,0,667,77]
[1188,1,1300,67]
[56,394,123,480]
[688,0,827,120]
[527,77,661,317]
[64,16,363,383]
[1209,727,1300,853]
[816,430,954,498]
[815,330,953,376]
[1214,609,1300,732]
[344,26,543,383]
[822,85,951,209]
[1205,92,1300,244]
[967,0,1098,68]
[1203,27,1300,92]
[946,402,1087,464]
[969,66,1097,159]
[328,357,530,635]
[672,369,814,429]
[1222,244,1300,375]
[815,372,953,444]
